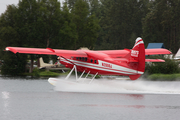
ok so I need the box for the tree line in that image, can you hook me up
[0,0,179,75]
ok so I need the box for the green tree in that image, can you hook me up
[0,0,100,75]
[0,0,63,74]
[142,0,180,53]
[57,2,78,49]
[71,0,100,49]
[96,0,149,50]
[0,4,27,75]
[1,52,27,76]
[16,0,62,48]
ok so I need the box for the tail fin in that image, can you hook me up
[129,37,145,80]
[39,57,53,69]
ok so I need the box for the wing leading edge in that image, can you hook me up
[5,47,171,58]
[145,49,171,55]
[5,47,87,57]
[98,48,171,57]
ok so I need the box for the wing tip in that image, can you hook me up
[5,47,17,54]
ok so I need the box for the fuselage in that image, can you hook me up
[59,55,143,76]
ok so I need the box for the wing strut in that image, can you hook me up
[60,56,76,65]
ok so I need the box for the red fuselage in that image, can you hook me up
[59,55,142,76]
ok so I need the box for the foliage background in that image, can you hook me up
[0,0,180,75]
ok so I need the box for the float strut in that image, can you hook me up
[89,72,98,84]
[62,70,65,73]
[78,70,85,81]
[85,71,90,78]
[65,65,78,80]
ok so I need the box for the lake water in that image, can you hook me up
[1,77,180,120]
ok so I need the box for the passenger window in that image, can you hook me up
[94,60,97,63]
[82,57,84,61]
[91,59,93,63]
[76,57,78,60]
[85,58,87,61]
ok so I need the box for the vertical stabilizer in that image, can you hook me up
[39,57,54,69]
[129,37,145,80]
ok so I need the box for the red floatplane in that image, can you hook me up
[5,37,171,85]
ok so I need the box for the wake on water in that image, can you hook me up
[54,77,180,94]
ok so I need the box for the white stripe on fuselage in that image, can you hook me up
[60,58,144,75]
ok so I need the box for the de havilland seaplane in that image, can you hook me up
[5,37,171,85]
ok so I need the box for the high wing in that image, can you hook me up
[5,47,87,58]
[98,48,171,58]
[5,47,171,58]
[145,49,171,55]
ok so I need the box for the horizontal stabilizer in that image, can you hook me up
[145,59,165,62]
[145,49,171,55]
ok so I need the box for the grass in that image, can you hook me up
[147,74,180,81]
[20,68,70,78]
[39,71,61,77]
[15,68,180,81]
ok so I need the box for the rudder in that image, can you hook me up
[129,37,145,80]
